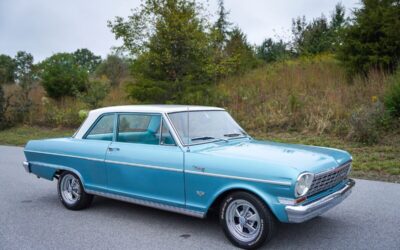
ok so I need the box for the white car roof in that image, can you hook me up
[74,105,224,139]
[91,104,224,115]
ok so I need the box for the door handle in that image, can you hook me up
[108,147,120,152]
[193,166,205,172]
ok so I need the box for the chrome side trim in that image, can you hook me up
[185,170,292,186]
[24,150,104,162]
[25,150,290,185]
[24,150,183,173]
[104,160,183,172]
[86,189,205,218]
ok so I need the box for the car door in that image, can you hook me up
[74,113,115,189]
[105,113,185,207]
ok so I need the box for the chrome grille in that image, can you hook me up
[308,162,351,197]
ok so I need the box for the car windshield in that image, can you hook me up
[168,110,248,145]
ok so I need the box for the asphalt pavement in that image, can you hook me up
[1,145,399,250]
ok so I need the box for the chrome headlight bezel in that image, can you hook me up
[295,172,314,197]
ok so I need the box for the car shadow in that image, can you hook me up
[90,196,351,249]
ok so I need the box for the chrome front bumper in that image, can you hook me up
[285,179,355,223]
[23,161,30,173]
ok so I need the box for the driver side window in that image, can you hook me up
[116,114,175,146]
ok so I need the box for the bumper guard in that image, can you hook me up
[23,161,30,173]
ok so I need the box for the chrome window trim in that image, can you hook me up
[164,112,186,148]
[85,189,205,218]
[159,116,177,146]
[185,170,292,186]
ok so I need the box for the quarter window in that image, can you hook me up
[85,114,114,141]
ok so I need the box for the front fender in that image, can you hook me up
[207,182,289,222]
[184,172,291,222]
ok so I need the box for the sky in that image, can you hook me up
[0,0,360,62]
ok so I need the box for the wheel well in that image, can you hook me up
[53,169,65,180]
[208,188,272,217]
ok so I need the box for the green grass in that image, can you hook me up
[256,131,400,183]
[0,126,398,183]
[0,126,75,146]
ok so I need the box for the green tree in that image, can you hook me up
[73,48,102,73]
[213,0,231,50]
[292,15,331,55]
[14,51,36,90]
[209,0,233,80]
[291,3,347,55]
[40,53,88,98]
[95,54,128,86]
[257,38,292,63]
[13,51,36,120]
[224,27,258,75]
[329,3,347,51]
[0,55,15,84]
[338,0,400,75]
[109,0,212,103]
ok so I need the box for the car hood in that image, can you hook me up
[190,139,351,174]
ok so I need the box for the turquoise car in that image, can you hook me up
[23,105,355,249]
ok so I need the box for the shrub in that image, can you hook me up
[76,79,110,109]
[348,101,388,144]
[0,85,7,129]
[40,53,88,99]
[40,98,84,128]
[384,69,400,118]
[95,55,128,86]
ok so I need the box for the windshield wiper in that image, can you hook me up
[223,133,242,137]
[191,136,228,142]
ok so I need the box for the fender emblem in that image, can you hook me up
[196,191,205,197]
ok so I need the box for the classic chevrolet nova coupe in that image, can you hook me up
[23,105,354,249]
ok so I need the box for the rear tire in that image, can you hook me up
[219,191,276,249]
[57,171,93,210]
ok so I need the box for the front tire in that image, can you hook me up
[58,171,93,210]
[220,191,276,249]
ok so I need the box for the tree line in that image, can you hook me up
[0,0,400,129]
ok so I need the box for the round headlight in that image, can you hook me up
[295,172,314,197]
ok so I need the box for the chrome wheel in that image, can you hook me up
[60,174,81,205]
[226,199,261,242]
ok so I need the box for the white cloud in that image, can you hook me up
[0,0,359,62]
